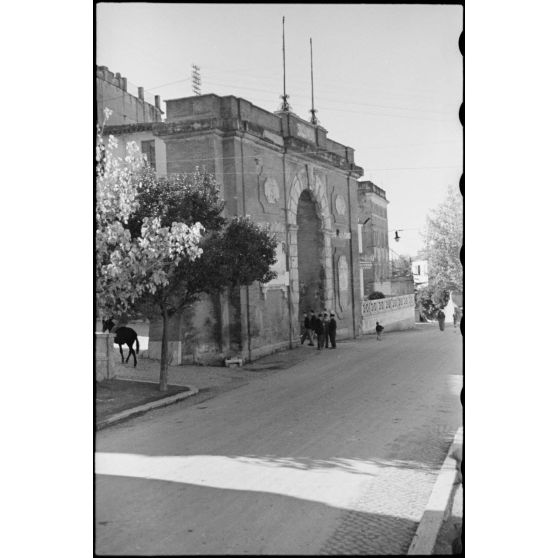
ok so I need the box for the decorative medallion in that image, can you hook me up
[264,177,280,204]
[335,195,346,216]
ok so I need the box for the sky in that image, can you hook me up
[97,3,463,258]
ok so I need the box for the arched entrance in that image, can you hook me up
[286,170,334,341]
[296,189,325,321]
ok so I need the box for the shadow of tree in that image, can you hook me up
[233,454,436,476]
[95,474,420,555]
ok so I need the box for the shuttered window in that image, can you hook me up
[141,140,156,170]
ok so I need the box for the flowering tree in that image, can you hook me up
[96,109,204,389]
[417,186,463,319]
[425,185,463,292]
[127,168,277,381]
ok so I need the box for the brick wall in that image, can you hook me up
[146,94,364,362]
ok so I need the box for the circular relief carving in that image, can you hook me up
[264,177,280,204]
[335,195,346,216]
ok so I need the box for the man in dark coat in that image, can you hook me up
[323,312,330,348]
[376,321,384,340]
[437,309,446,331]
[315,313,325,350]
[328,313,337,348]
[300,311,314,346]
[309,310,318,344]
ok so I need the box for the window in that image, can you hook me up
[141,140,156,170]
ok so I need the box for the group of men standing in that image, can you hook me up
[301,310,337,350]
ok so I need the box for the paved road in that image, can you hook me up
[95,324,462,555]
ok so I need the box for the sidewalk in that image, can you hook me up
[112,341,320,388]
[433,483,463,554]
[96,341,324,428]
[408,427,463,555]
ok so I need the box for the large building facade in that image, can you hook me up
[96,68,415,363]
[142,94,365,364]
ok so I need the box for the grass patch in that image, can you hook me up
[96,379,190,422]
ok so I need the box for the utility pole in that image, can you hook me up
[279,17,291,111]
[309,38,318,125]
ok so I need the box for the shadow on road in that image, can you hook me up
[95,472,420,555]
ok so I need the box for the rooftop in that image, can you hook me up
[358,180,387,200]
[155,93,363,176]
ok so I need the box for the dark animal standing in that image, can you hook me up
[102,319,140,367]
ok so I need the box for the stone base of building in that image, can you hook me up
[336,327,351,340]
[245,340,292,363]
[95,333,115,381]
[148,340,234,367]
[148,341,183,366]
[382,317,415,332]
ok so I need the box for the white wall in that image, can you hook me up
[361,294,415,333]
[361,305,415,333]
[106,131,167,176]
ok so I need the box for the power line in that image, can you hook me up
[200,78,456,121]
[201,63,455,101]
[200,63,459,104]
[145,77,191,92]
[207,79,455,116]
[99,75,457,122]
[97,76,192,105]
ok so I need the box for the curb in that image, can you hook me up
[407,426,463,555]
[96,385,199,431]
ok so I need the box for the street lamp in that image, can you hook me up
[390,229,419,242]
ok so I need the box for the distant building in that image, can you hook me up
[357,181,390,296]
[412,259,429,289]
[97,65,167,175]
[96,65,163,124]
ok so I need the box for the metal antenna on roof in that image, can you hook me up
[192,64,201,95]
[309,38,318,125]
[279,17,291,112]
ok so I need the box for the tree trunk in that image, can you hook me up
[159,307,169,392]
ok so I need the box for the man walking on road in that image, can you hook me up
[328,313,337,348]
[376,321,384,341]
[437,309,446,331]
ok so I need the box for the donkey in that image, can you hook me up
[102,318,140,367]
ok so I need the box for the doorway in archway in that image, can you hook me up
[296,189,324,323]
